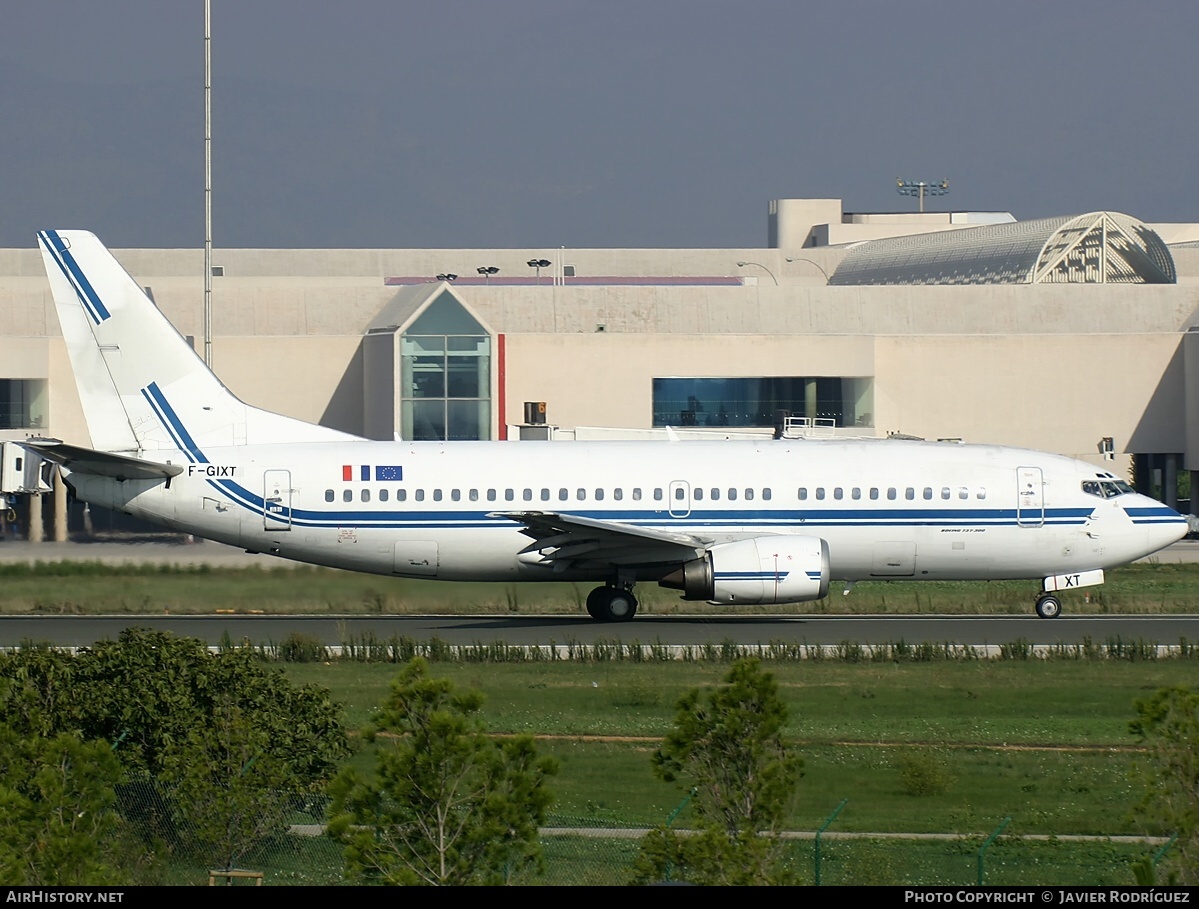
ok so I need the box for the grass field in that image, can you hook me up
[4,558,1199,615]
[282,659,1192,839]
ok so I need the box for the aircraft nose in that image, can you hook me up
[1125,495,1190,552]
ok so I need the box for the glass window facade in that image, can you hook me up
[0,379,48,430]
[399,292,491,441]
[651,377,873,428]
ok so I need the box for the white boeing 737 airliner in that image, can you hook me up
[21,230,1188,621]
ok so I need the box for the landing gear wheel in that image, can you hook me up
[585,587,605,619]
[586,586,638,622]
[1035,594,1062,619]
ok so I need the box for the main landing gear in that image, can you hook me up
[1034,593,1062,619]
[586,585,638,622]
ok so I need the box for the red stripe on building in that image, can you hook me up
[497,333,507,441]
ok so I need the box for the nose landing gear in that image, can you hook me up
[1034,593,1062,619]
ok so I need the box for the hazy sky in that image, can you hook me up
[3,1,1197,249]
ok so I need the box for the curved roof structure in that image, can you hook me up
[829,212,1177,285]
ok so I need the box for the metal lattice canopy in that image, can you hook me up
[829,212,1176,285]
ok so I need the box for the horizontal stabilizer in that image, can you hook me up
[20,438,183,481]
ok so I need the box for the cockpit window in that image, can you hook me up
[1082,479,1134,498]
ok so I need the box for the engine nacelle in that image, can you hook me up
[659,535,830,605]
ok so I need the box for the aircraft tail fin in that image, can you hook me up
[37,230,361,456]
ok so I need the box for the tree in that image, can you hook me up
[0,628,350,786]
[0,630,351,876]
[633,657,804,885]
[328,657,558,885]
[1130,685,1199,884]
[0,682,127,885]
[159,697,298,870]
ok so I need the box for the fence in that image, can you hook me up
[105,777,1160,886]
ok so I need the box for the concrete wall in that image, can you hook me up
[2,240,1198,474]
[503,330,1184,464]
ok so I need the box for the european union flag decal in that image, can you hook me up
[342,464,404,482]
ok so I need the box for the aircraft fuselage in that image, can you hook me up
[66,438,1183,586]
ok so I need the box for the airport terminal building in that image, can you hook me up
[4,197,1199,537]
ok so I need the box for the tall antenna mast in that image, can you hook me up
[896,178,949,213]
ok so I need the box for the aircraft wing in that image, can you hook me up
[18,438,183,481]
[492,510,707,570]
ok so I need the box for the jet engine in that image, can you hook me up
[658,535,830,605]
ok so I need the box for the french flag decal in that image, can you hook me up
[342,465,403,481]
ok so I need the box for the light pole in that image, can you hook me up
[736,260,778,286]
[203,0,212,367]
[436,273,458,282]
[785,257,830,284]
[476,266,499,285]
[527,258,550,285]
[896,178,949,213]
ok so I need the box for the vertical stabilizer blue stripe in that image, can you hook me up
[40,230,111,324]
[141,382,207,462]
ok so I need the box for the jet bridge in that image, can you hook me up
[0,441,53,497]
[0,441,55,541]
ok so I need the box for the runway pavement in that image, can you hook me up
[2,538,1197,648]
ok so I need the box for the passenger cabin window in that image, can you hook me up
[632,488,642,501]
[851,487,861,500]
[415,490,425,502]
[325,489,334,503]
[595,488,605,501]
[887,488,897,500]
[870,488,879,500]
[397,489,407,502]
[923,487,933,500]
[710,488,720,501]
[798,488,808,501]
[613,488,623,501]
[380,489,389,502]
[833,487,843,500]
[451,489,461,502]
[342,490,352,503]
[361,490,370,502]
[694,488,703,501]
[814,488,824,501]
[763,488,772,501]
[745,488,755,501]
[654,488,664,501]
[433,489,443,502]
